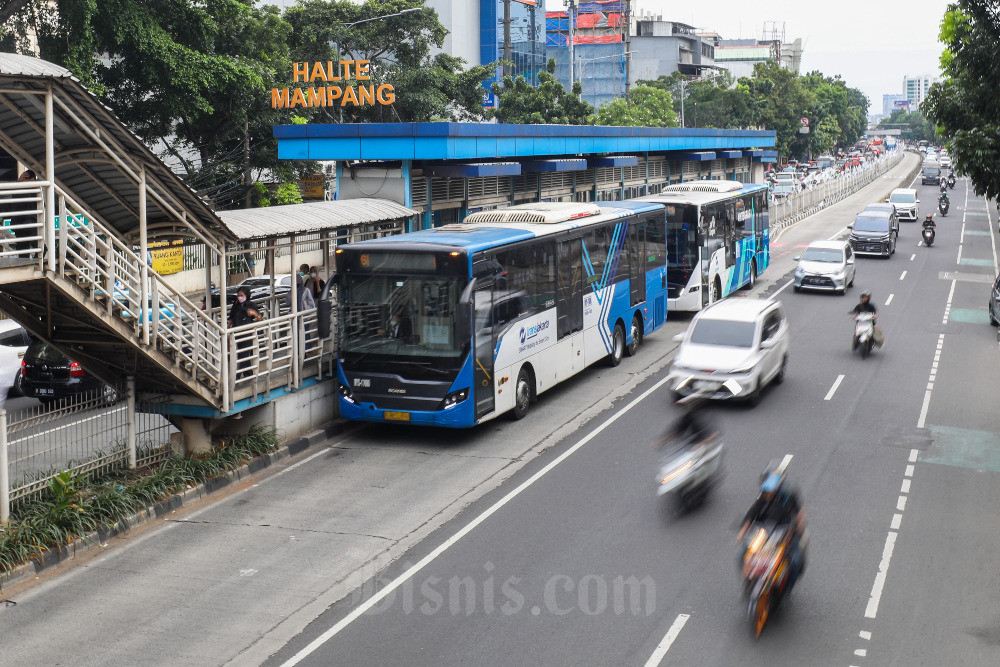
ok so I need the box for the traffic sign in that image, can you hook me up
[800,117,810,127]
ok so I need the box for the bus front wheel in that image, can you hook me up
[609,323,625,367]
[513,367,533,420]
[626,314,642,357]
[711,279,722,304]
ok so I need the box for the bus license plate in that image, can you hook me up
[384,411,410,422]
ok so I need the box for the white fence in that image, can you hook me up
[0,382,176,522]
[770,152,905,230]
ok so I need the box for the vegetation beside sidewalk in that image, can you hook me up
[0,425,279,577]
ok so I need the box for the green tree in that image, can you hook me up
[594,86,677,127]
[284,0,492,123]
[877,110,936,143]
[5,0,305,209]
[490,59,594,125]
[923,1,1000,199]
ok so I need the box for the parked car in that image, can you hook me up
[19,340,120,405]
[204,274,295,311]
[886,188,919,222]
[849,210,898,257]
[667,298,790,405]
[0,318,30,397]
[793,240,856,294]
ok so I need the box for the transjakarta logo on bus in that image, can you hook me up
[519,320,550,344]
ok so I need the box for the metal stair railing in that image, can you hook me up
[54,187,225,399]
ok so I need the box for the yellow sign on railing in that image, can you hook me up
[149,240,183,275]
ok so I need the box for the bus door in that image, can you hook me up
[629,217,646,307]
[472,281,495,418]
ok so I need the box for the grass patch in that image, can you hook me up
[0,425,279,577]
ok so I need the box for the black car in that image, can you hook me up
[849,211,898,257]
[19,341,119,405]
[990,274,1000,326]
[203,274,294,311]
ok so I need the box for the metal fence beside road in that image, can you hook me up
[770,151,906,234]
[0,382,176,522]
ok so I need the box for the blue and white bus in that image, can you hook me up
[640,180,770,311]
[333,201,669,427]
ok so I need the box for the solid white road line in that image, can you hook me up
[772,278,795,297]
[10,405,127,444]
[827,226,850,241]
[864,531,898,619]
[824,374,845,401]
[280,374,676,667]
[885,294,894,306]
[917,390,932,428]
[987,191,999,274]
[899,270,907,281]
[957,243,963,265]
[644,614,691,667]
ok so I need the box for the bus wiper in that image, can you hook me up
[351,338,398,364]
[393,360,452,376]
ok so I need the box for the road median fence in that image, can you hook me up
[770,151,908,236]
[0,383,176,523]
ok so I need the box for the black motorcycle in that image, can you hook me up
[922,216,936,246]
[947,174,956,189]
[939,195,950,216]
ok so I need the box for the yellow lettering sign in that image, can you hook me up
[356,60,370,81]
[271,63,396,109]
[293,62,309,83]
[271,88,290,108]
[306,87,327,107]
[341,85,360,107]
[310,62,328,83]
[376,84,395,105]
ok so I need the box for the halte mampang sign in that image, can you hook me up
[271,60,395,109]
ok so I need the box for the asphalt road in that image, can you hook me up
[12,153,995,667]
[267,167,1000,666]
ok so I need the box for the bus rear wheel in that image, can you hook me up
[609,323,625,367]
[513,367,533,420]
[626,314,642,357]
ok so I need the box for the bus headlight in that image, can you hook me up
[439,388,470,410]
[338,382,356,404]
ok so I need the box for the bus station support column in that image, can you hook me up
[644,154,650,195]
[44,84,56,274]
[423,175,432,230]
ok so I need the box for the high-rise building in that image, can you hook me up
[882,93,909,116]
[426,0,547,106]
[545,1,629,110]
[629,16,716,86]
[702,22,803,80]
[902,75,939,108]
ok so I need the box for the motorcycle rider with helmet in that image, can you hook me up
[938,190,950,215]
[659,391,719,453]
[737,459,807,593]
[849,290,880,350]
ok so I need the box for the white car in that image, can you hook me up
[0,318,31,397]
[793,240,856,294]
[940,156,952,169]
[668,298,790,405]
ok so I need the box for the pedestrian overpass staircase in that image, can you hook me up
[0,182,229,409]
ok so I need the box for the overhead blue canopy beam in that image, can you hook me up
[675,151,717,161]
[743,149,764,157]
[521,159,588,172]
[588,155,638,167]
[423,162,521,178]
[718,150,743,159]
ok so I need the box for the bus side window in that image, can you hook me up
[557,237,583,338]
[645,215,666,269]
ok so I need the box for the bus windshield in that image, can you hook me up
[338,272,467,379]
[666,204,698,268]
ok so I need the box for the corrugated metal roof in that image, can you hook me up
[216,198,416,241]
[0,53,236,245]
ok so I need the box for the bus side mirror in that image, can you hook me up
[457,301,473,343]
[317,299,332,338]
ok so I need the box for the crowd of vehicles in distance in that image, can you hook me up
[793,240,856,294]
[667,298,789,405]
[887,188,919,221]
[328,184,770,427]
[848,209,899,257]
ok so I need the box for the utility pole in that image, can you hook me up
[679,79,686,128]
[567,0,576,95]
[623,0,632,95]
[503,0,512,78]
[243,116,251,208]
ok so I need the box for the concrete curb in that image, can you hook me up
[0,421,345,591]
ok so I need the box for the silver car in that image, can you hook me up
[793,240,856,294]
[668,298,790,405]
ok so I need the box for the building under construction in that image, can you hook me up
[545,1,629,110]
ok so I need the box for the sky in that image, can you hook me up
[571,0,954,111]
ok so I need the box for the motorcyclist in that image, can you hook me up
[938,191,950,214]
[850,290,879,350]
[659,391,719,452]
[737,459,807,593]
[923,213,937,229]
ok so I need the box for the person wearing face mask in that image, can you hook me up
[228,286,263,379]
[305,265,325,302]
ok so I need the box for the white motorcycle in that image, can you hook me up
[656,436,724,509]
[852,312,879,359]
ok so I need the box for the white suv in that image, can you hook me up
[668,299,790,405]
[888,188,919,222]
